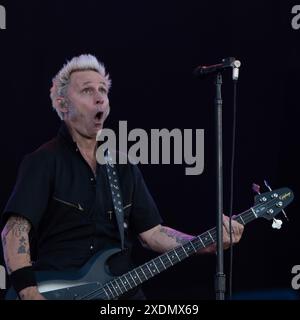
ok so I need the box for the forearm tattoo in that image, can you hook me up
[159,226,193,245]
[1,216,31,261]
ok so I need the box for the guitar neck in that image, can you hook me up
[101,207,257,299]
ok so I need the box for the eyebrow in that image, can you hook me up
[81,81,108,87]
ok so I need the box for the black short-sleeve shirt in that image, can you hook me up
[2,122,163,275]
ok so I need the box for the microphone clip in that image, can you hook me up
[194,57,241,80]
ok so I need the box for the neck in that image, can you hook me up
[66,123,97,155]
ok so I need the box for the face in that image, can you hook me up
[63,70,110,139]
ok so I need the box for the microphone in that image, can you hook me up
[194,57,241,80]
[231,60,241,80]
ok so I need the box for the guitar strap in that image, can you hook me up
[104,150,125,251]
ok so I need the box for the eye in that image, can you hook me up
[99,87,108,94]
[82,87,93,94]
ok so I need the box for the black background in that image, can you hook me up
[0,0,299,300]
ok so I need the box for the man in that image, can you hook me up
[1,54,244,300]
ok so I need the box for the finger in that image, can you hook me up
[222,222,231,235]
[232,220,244,234]
[223,219,235,235]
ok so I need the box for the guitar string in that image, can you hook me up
[77,209,257,300]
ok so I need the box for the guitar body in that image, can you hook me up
[5,248,121,300]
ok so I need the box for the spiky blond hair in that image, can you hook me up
[50,54,111,120]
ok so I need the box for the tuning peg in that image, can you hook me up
[264,180,272,190]
[252,183,261,194]
[264,179,289,222]
[281,209,289,221]
[272,218,283,229]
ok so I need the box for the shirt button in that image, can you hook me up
[90,245,94,250]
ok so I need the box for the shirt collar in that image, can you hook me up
[57,121,78,150]
[57,121,101,152]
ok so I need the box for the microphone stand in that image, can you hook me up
[194,57,240,300]
[214,72,225,300]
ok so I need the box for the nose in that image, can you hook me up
[95,92,109,114]
[95,92,105,105]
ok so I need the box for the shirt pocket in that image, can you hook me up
[107,203,132,228]
[53,196,85,212]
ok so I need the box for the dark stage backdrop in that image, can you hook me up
[0,0,299,300]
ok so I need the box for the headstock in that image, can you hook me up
[251,183,294,229]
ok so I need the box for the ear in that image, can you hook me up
[55,97,68,115]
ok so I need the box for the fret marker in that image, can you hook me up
[251,207,258,218]
[239,215,246,225]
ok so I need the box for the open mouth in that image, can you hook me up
[95,111,103,122]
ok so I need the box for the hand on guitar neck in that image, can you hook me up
[202,214,244,254]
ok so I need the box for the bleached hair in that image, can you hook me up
[50,54,111,120]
